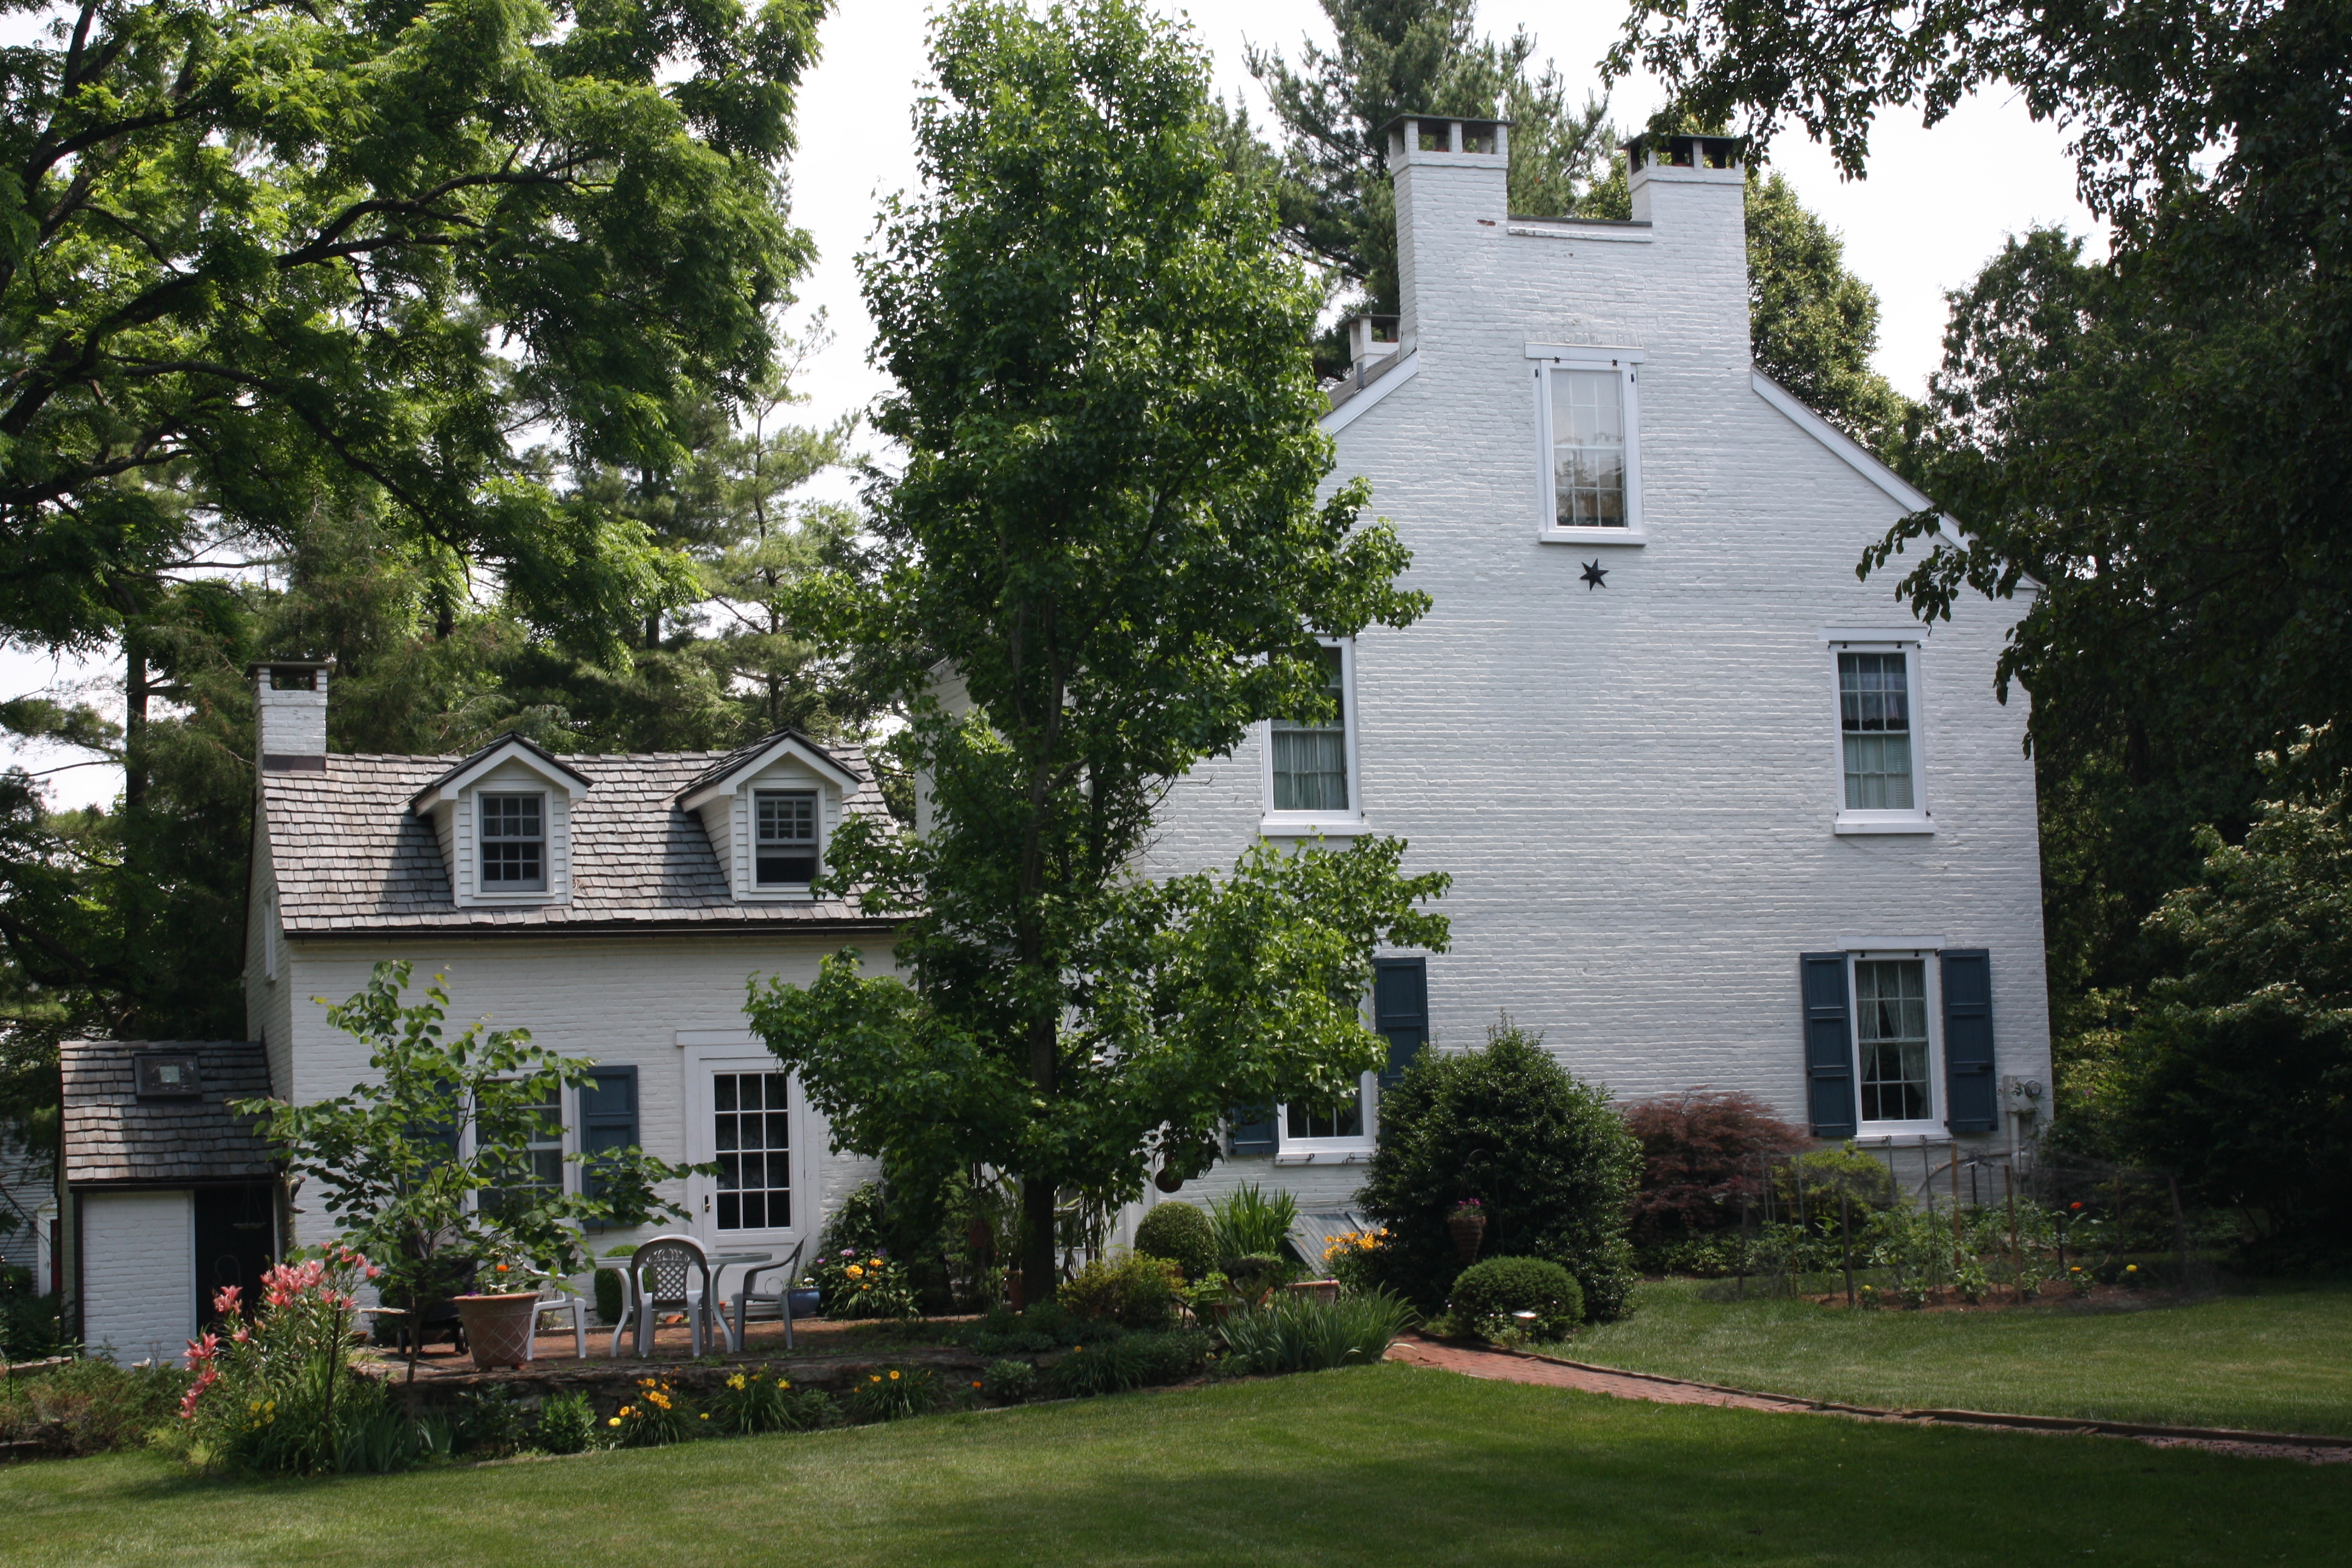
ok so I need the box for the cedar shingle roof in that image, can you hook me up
[262,745,895,936]
[62,1040,275,1187]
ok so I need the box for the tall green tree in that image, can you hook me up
[1,0,825,662]
[745,0,1449,1299]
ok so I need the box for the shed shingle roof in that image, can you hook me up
[62,1040,275,1187]
[262,744,895,936]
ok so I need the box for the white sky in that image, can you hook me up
[3,0,2099,808]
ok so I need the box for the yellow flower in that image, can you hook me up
[869,1258,883,1267]
[846,1264,864,1278]
[728,1374,746,1390]
[869,1375,881,1383]
[888,1370,900,1381]
[780,1380,790,1389]
[609,1417,622,1427]
[701,1413,710,1420]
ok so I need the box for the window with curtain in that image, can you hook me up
[1271,645,1350,812]
[1839,652,1914,809]
[1550,367,1627,528]
[1855,958,1933,1122]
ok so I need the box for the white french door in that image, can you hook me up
[681,1046,810,1255]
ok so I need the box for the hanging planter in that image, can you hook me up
[1446,1199,1488,1266]
[452,1292,541,1371]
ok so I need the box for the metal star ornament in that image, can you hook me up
[1579,559,1609,590]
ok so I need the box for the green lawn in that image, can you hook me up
[1570,1278,2352,1436]
[3,1365,2346,1567]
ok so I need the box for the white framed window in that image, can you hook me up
[1824,638,1932,834]
[1526,345,1644,543]
[479,792,547,891]
[482,1082,567,1218]
[1278,1073,1377,1160]
[1849,951,1944,1134]
[1262,639,1361,834]
[753,789,820,886]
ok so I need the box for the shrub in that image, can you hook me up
[0,1357,187,1456]
[1207,1184,1298,1267]
[533,1391,598,1455]
[607,1376,698,1446]
[1044,1330,1208,1397]
[708,1365,823,1436]
[1133,1202,1216,1280]
[449,1387,531,1457]
[809,1250,920,1320]
[1059,1250,1184,1330]
[0,1265,64,1361]
[845,1365,935,1422]
[954,1302,1097,1356]
[1215,1290,1417,1374]
[1449,1256,1584,1341]
[981,1359,1036,1403]
[1319,1227,1389,1293]
[180,1247,403,1474]
[1620,1090,1809,1245]
[1357,1015,1641,1321]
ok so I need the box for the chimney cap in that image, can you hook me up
[247,659,335,675]
[1624,132,1746,172]
[1376,113,1514,139]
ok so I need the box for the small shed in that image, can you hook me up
[60,1040,279,1364]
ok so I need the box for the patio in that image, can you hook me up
[372,1311,990,1408]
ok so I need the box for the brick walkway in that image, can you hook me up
[1384,1334,2352,1465]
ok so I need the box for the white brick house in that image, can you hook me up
[1135,121,2052,1227]
[60,666,893,1354]
[58,124,2050,1339]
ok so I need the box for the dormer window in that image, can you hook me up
[755,790,818,886]
[480,793,547,892]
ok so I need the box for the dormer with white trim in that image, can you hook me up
[408,734,593,907]
[675,732,864,901]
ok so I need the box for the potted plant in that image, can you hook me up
[1446,1198,1488,1264]
[453,1238,545,1371]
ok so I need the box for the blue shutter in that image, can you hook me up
[579,1067,639,1227]
[1800,953,1857,1138]
[1940,949,1998,1133]
[1226,1106,1278,1157]
[1373,956,1429,1089]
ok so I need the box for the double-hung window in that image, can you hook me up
[483,1083,565,1220]
[754,789,819,886]
[1800,946,1998,1140]
[1527,345,1644,542]
[479,793,546,892]
[1826,638,1932,833]
[1263,639,1361,832]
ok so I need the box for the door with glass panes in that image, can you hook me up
[683,1045,809,1255]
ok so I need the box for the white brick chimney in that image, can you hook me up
[250,661,331,773]
[1388,114,1510,360]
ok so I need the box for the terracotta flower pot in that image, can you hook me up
[1446,1210,1488,1266]
[454,1291,541,1371]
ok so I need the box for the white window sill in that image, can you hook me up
[465,891,557,904]
[744,886,819,900]
[1258,816,1364,839]
[1274,1149,1371,1166]
[1854,1126,1951,1144]
[1540,529,1645,546]
[1834,814,1935,836]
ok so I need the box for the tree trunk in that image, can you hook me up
[120,633,150,1029]
[1021,1016,1058,1301]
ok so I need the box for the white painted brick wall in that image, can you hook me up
[1145,135,2053,1184]
[82,1190,194,1365]
[272,936,884,1258]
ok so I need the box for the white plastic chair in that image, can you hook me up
[610,1235,719,1358]
[528,1276,591,1361]
[729,1240,808,1353]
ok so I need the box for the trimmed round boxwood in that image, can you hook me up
[1449,1255,1584,1341]
[1134,1201,1216,1280]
